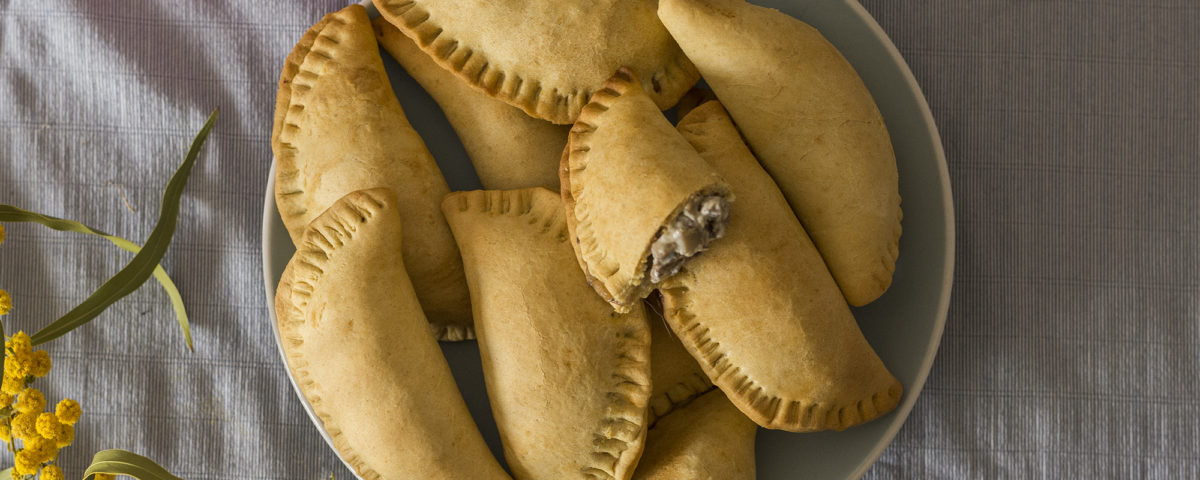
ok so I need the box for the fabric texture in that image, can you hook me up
[0,0,1196,478]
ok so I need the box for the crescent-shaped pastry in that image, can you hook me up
[645,296,713,425]
[562,69,732,313]
[659,0,902,306]
[662,101,901,432]
[373,18,568,191]
[371,0,699,124]
[275,188,509,480]
[272,5,472,340]
[633,390,757,480]
[442,188,652,480]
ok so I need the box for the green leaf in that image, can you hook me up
[0,468,9,478]
[83,449,183,480]
[25,108,217,347]
[0,206,192,351]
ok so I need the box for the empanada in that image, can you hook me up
[373,18,568,191]
[562,69,732,313]
[371,0,699,124]
[633,390,757,480]
[645,296,713,425]
[273,5,472,340]
[275,188,508,480]
[662,101,901,432]
[659,0,902,306]
[443,188,652,480]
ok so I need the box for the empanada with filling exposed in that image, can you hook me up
[443,188,652,480]
[371,0,699,124]
[273,5,472,340]
[661,101,901,432]
[659,0,902,306]
[633,390,757,480]
[373,18,567,191]
[562,69,732,313]
[275,188,509,480]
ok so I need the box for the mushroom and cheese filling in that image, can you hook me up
[648,194,731,283]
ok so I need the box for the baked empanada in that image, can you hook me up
[562,69,732,313]
[633,390,757,480]
[371,0,699,124]
[374,18,567,191]
[443,188,652,480]
[661,101,901,432]
[659,0,902,306]
[275,188,508,480]
[273,5,472,340]
[645,296,713,425]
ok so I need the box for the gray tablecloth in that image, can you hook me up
[1,0,1196,478]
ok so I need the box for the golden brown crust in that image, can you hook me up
[374,18,568,190]
[275,188,508,480]
[659,0,902,306]
[272,5,472,341]
[660,101,901,432]
[633,390,757,480]
[443,188,651,480]
[561,69,730,313]
[644,296,713,426]
[371,0,700,124]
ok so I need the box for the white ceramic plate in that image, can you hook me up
[261,0,953,478]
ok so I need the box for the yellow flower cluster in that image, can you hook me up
[0,224,7,316]
[0,331,82,478]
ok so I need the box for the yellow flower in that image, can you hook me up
[12,449,39,475]
[26,435,58,463]
[1,370,24,396]
[36,412,62,440]
[0,422,10,443]
[28,350,51,378]
[7,331,31,356]
[0,289,10,316]
[15,387,44,414]
[55,423,74,448]
[55,398,82,425]
[0,223,6,244]
[41,464,64,480]
[0,391,12,407]
[10,411,38,441]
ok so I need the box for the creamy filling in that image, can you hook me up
[647,194,731,283]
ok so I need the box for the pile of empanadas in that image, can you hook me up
[272,0,903,478]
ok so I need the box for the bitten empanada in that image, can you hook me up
[633,390,757,480]
[659,0,902,306]
[443,188,652,480]
[373,18,567,191]
[371,0,699,124]
[645,296,712,425]
[562,69,732,313]
[661,101,901,432]
[275,188,508,480]
[272,5,472,340]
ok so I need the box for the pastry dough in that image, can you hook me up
[562,69,731,313]
[659,0,902,306]
[661,101,901,432]
[443,188,652,480]
[374,18,567,191]
[371,0,699,124]
[272,5,472,340]
[275,188,509,480]
[633,390,757,480]
[645,296,712,426]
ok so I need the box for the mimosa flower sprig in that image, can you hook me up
[0,108,216,479]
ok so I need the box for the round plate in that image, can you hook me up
[261,0,953,478]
